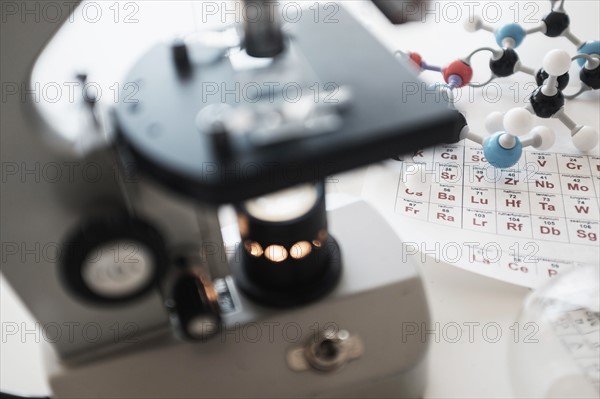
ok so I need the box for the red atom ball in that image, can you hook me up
[409,52,423,68]
[442,60,473,88]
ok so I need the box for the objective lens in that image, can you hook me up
[232,182,342,307]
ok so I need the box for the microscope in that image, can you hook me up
[1,1,464,397]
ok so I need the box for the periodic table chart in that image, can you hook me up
[361,141,600,289]
[396,142,600,247]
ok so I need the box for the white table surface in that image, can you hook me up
[1,1,597,397]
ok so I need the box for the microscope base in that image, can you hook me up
[45,201,430,398]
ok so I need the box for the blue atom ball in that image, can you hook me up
[496,23,527,48]
[483,132,523,169]
[577,41,600,67]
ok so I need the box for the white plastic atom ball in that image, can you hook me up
[543,49,572,76]
[572,126,598,152]
[485,111,505,133]
[503,108,533,137]
[531,126,555,150]
[464,16,482,32]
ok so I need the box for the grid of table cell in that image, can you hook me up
[566,219,600,245]
[527,172,562,194]
[427,204,462,227]
[496,190,530,214]
[463,208,496,233]
[589,156,600,179]
[560,174,595,196]
[524,151,559,173]
[395,147,600,246]
[433,144,464,166]
[529,192,565,217]
[563,196,600,220]
[463,186,495,211]
[496,212,533,238]
[463,166,498,188]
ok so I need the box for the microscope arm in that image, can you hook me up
[2,1,81,91]
[1,1,87,159]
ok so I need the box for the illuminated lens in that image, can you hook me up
[244,241,263,257]
[264,245,288,263]
[245,184,318,222]
[290,241,312,259]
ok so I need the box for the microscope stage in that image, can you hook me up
[115,4,462,204]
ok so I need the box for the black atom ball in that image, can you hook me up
[530,86,565,118]
[535,68,570,90]
[580,65,600,90]
[490,48,520,78]
[542,11,570,37]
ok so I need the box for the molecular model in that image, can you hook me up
[463,0,600,94]
[404,0,599,170]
